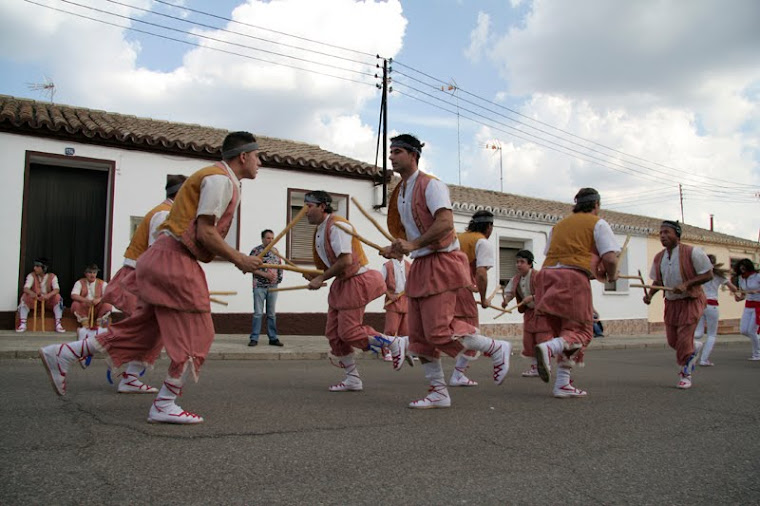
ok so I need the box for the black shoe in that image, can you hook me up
[268,340,284,347]
[248,340,258,347]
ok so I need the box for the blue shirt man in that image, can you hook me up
[249,229,284,346]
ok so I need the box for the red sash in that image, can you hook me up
[746,300,760,325]
[706,299,719,306]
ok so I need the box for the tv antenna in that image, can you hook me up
[27,76,56,102]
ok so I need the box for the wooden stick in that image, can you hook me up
[617,275,641,280]
[384,291,405,307]
[334,223,384,252]
[261,263,324,276]
[209,291,238,296]
[269,283,327,292]
[41,298,45,332]
[630,283,674,292]
[485,286,499,305]
[210,297,228,306]
[351,196,394,243]
[257,206,308,258]
[637,269,649,298]
[614,235,631,276]
[273,250,298,268]
[493,300,528,320]
[33,299,38,332]
[88,305,94,329]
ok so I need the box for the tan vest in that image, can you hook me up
[543,213,600,275]
[312,215,368,280]
[124,199,173,261]
[159,163,240,263]
[458,231,486,280]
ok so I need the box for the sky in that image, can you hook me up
[2,0,759,240]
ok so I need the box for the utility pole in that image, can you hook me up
[485,142,503,192]
[373,57,391,209]
[679,183,684,223]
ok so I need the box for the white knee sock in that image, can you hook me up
[547,337,565,356]
[452,355,470,375]
[554,367,571,389]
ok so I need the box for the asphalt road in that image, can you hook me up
[2,346,759,505]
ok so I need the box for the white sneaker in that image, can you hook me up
[38,345,69,396]
[408,386,451,409]
[676,373,692,389]
[16,320,27,333]
[118,373,158,394]
[328,377,363,392]
[685,341,703,374]
[522,364,539,377]
[147,402,204,424]
[449,371,478,387]
[553,381,588,398]
[389,336,410,371]
[487,340,511,385]
[55,320,66,333]
[535,343,552,383]
[748,356,760,361]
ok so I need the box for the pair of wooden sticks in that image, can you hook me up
[33,298,45,332]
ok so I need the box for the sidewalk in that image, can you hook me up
[0,330,749,360]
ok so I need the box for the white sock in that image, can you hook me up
[125,361,145,376]
[452,355,470,375]
[547,337,565,356]
[554,367,571,389]
[422,359,445,385]
[18,303,29,320]
[701,335,716,362]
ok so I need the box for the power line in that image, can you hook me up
[24,0,377,87]
[152,0,376,58]
[394,59,760,191]
[57,0,376,78]
[104,0,377,69]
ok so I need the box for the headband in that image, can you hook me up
[390,140,421,155]
[34,261,47,267]
[661,220,682,237]
[304,193,332,205]
[574,193,600,204]
[222,141,259,159]
[165,183,183,195]
[471,215,494,224]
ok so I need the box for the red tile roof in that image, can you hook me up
[0,95,381,179]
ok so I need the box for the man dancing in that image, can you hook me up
[383,134,511,409]
[643,221,712,389]
[98,174,186,393]
[380,257,411,361]
[502,249,553,377]
[304,190,409,393]
[534,188,620,398]
[39,132,263,424]
[449,209,497,387]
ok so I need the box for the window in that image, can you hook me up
[287,189,349,263]
[499,238,525,286]
[604,250,629,292]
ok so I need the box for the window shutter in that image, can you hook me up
[290,206,316,263]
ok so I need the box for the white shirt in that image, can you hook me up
[148,199,173,246]
[649,245,712,301]
[474,238,495,269]
[504,270,535,308]
[397,170,459,259]
[196,162,240,222]
[315,216,367,275]
[24,273,59,293]
[380,258,407,293]
[701,275,727,300]
[543,218,620,272]
[71,279,108,300]
[739,273,760,302]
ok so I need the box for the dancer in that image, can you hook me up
[16,257,66,333]
[304,190,409,393]
[39,131,263,424]
[534,188,620,398]
[733,258,760,361]
[70,264,112,328]
[694,254,737,366]
[380,257,411,361]
[449,210,497,387]
[383,134,511,409]
[643,220,712,389]
[502,249,553,377]
[97,174,187,392]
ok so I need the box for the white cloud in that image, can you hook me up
[0,0,407,164]
[464,11,491,63]
[452,0,760,240]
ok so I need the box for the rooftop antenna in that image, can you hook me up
[27,75,56,102]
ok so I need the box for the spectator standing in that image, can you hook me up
[249,229,284,347]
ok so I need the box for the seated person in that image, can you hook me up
[71,264,113,328]
[593,308,604,337]
[17,257,65,333]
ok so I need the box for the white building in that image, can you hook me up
[2,95,756,335]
